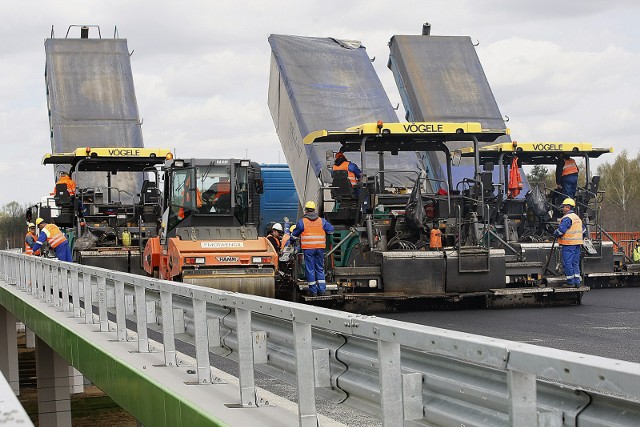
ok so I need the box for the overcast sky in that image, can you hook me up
[1,0,638,207]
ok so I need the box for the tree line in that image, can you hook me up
[0,202,28,250]
[525,150,640,231]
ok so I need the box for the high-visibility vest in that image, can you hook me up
[42,224,67,249]
[333,161,357,186]
[24,232,40,256]
[634,246,640,263]
[301,218,326,249]
[268,235,281,252]
[558,213,583,246]
[53,175,77,196]
[562,159,579,176]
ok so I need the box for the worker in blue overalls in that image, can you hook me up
[292,201,334,296]
[554,198,583,287]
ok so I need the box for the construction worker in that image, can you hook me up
[633,239,640,263]
[267,223,283,255]
[332,152,361,187]
[291,201,334,296]
[53,171,77,196]
[556,153,579,198]
[554,198,583,287]
[24,223,41,256]
[31,218,72,262]
[209,178,231,213]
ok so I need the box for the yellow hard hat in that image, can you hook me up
[290,225,296,233]
[304,200,316,210]
[561,198,575,207]
[35,218,44,226]
[27,223,35,228]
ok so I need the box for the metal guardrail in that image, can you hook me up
[2,251,640,426]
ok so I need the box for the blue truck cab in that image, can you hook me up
[258,164,299,235]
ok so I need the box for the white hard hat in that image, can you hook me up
[272,223,283,232]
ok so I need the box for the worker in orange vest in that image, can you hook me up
[24,223,41,256]
[267,223,283,255]
[291,201,334,297]
[332,152,361,187]
[554,198,583,287]
[53,171,77,196]
[209,179,231,213]
[556,153,579,198]
[32,218,72,262]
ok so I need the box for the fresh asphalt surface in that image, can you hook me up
[382,287,640,364]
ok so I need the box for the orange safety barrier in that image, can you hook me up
[591,231,640,259]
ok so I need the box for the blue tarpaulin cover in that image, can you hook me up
[45,38,144,196]
[268,35,423,204]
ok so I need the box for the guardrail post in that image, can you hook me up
[134,280,149,352]
[23,258,30,290]
[32,259,39,297]
[160,290,177,366]
[44,263,52,302]
[508,369,538,425]
[25,258,32,291]
[192,299,212,384]
[61,267,70,312]
[114,280,127,341]
[378,340,403,426]
[17,257,24,290]
[8,256,15,285]
[83,272,93,324]
[235,307,257,406]
[293,321,317,426]
[52,265,60,307]
[71,270,81,317]
[26,258,32,293]
[13,256,18,285]
[97,276,108,331]
[26,258,33,292]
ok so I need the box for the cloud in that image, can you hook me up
[0,0,638,206]
[478,36,640,159]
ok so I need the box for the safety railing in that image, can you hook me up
[2,250,640,426]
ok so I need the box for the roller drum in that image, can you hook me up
[182,269,275,298]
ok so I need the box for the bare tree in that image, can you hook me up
[597,151,640,230]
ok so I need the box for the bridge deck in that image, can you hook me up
[0,280,318,427]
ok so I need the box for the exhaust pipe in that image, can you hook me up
[81,26,89,39]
